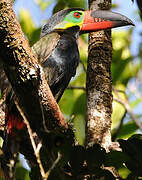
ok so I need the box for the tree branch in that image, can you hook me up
[114,97,142,131]
[15,100,46,178]
[113,86,142,131]
[67,86,86,91]
[112,111,126,141]
[44,152,62,179]
[0,0,68,137]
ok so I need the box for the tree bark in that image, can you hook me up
[0,1,69,178]
[86,0,112,150]
[0,0,67,136]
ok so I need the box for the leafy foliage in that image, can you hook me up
[119,134,142,177]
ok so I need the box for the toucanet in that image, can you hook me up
[0,8,134,178]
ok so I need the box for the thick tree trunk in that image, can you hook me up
[0,0,67,134]
[0,1,68,179]
[86,0,112,150]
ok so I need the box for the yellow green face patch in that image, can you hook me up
[54,10,84,30]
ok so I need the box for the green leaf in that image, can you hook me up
[116,121,138,139]
[118,166,131,179]
[15,167,30,180]
[59,89,75,116]
[129,134,142,141]
[70,71,86,87]
[104,151,130,169]
[19,9,37,45]
[30,28,41,46]
[112,31,131,51]
[53,1,66,14]
[53,0,87,13]
[119,136,142,176]
[34,0,51,11]
[67,0,87,8]
[73,114,85,146]
[72,93,86,145]
[111,84,126,130]
[111,30,141,85]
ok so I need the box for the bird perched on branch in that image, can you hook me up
[1,7,134,135]
[0,8,134,179]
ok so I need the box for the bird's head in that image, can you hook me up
[41,8,134,37]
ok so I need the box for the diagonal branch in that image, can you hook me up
[15,100,62,179]
[114,97,142,131]
[67,86,86,91]
[15,100,45,178]
[0,0,68,137]
[112,110,126,141]
[113,87,142,131]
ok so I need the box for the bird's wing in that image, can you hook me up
[32,32,60,65]
[41,33,80,102]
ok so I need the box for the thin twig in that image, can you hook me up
[15,100,62,179]
[14,100,46,178]
[112,111,127,141]
[113,86,141,128]
[40,101,50,134]
[113,87,142,134]
[44,152,62,179]
[113,97,142,131]
[0,90,6,131]
[67,86,86,91]
[128,83,142,100]
[80,60,87,72]
[112,86,126,95]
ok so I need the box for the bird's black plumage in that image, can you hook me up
[33,28,80,101]
[1,9,82,103]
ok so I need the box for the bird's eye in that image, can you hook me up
[73,12,81,19]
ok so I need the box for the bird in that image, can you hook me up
[0,8,134,179]
[1,8,134,135]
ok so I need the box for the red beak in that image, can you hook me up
[81,10,134,32]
